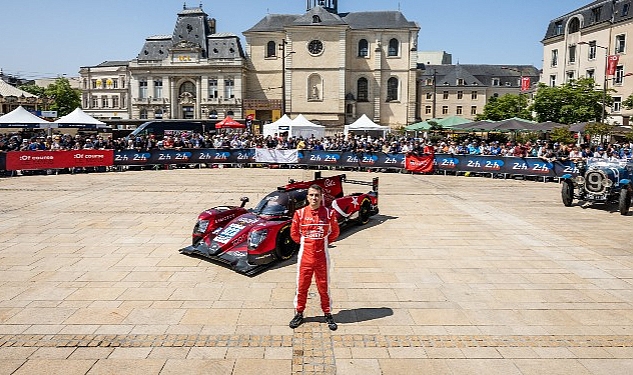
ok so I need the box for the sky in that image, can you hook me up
[0,0,586,80]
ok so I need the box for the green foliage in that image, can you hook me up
[623,93,633,110]
[531,78,610,124]
[18,84,47,97]
[623,131,633,143]
[549,126,575,145]
[45,77,81,117]
[478,94,532,121]
[584,122,614,137]
[428,120,443,131]
[515,131,540,144]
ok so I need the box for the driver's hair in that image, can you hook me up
[308,184,323,194]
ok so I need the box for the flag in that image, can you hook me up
[520,77,531,91]
[405,153,434,173]
[607,55,620,76]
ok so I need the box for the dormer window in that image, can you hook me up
[313,15,322,23]
[457,78,464,85]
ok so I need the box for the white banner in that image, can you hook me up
[255,149,299,163]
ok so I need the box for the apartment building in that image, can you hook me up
[542,0,633,125]
[417,64,540,121]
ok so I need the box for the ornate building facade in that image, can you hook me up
[542,0,633,125]
[243,0,419,127]
[80,5,246,122]
[77,2,427,128]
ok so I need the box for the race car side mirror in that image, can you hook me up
[240,197,249,208]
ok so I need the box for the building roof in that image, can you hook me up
[418,64,540,88]
[0,79,37,98]
[543,0,633,41]
[245,8,418,33]
[136,6,244,61]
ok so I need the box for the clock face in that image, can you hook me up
[308,40,323,55]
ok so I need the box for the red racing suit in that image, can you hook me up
[291,205,340,314]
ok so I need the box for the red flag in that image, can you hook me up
[607,55,620,76]
[405,154,434,173]
[520,77,531,91]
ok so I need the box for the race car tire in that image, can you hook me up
[275,224,298,260]
[619,186,632,215]
[358,198,371,225]
[561,180,574,207]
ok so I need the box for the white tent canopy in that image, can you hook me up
[0,106,51,128]
[262,114,293,138]
[54,108,108,128]
[263,114,325,139]
[344,114,390,138]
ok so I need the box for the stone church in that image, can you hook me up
[80,1,419,128]
[243,0,420,127]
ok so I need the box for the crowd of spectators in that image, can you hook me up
[2,130,633,162]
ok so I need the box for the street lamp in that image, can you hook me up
[578,41,609,124]
[279,39,295,116]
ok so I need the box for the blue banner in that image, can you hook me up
[110,148,579,178]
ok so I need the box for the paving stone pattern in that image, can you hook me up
[1,169,633,374]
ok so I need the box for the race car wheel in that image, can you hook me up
[192,224,202,246]
[358,198,371,225]
[561,180,574,207]
[275,225,298,260]
[619,186,632,215]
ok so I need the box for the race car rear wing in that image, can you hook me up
[314,171,378,193]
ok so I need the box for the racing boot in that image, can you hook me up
[289,312,303,329]
[325,313,337,331]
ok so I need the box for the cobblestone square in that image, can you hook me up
[1,168,633,374]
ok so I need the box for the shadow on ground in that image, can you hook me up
[301,307,394,324]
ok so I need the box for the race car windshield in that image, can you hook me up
[253,192,289,215]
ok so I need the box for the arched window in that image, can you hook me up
[358,39,368,57]
[568,17,580,33]
[357,77,368,102]
[266,41,277,58]
[140,108,148,119]
[227,110,234,116]
[388,38,399,57]
[179,81,196,97]
[387,77,399,102]
[313,15,322,23]
[155,108,163,119]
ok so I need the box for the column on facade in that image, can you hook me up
[196,76,202,118]
[372,36,383,123]
[170,77,177,119]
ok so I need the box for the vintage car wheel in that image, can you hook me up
[561,180,574,207]
[358,198,371,225]
[619,186,632,215]
[275,224,298,260]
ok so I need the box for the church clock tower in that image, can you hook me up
[306,0,338,13]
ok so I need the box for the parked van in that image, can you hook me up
[126,120,218,140]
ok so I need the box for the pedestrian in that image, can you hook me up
[289,184,340,330]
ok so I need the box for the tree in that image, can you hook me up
[549,126,575,145]
[45,77,81,117]
[477,93,532,121]
[18,83,47,97]
[585,122,615,144]
[17,78,81,117]
[531,78,610,124]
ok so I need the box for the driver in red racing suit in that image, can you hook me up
[289,184,340,330]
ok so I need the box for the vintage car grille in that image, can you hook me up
[584,170,608,194]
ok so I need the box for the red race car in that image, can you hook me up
[179,172,379,275]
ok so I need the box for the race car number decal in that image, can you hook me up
[214,223,245,244]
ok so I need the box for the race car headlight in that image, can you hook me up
[247,229,268,249]
[195,219,209,233]
[603,179,613,188]
[574,176,585,185]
